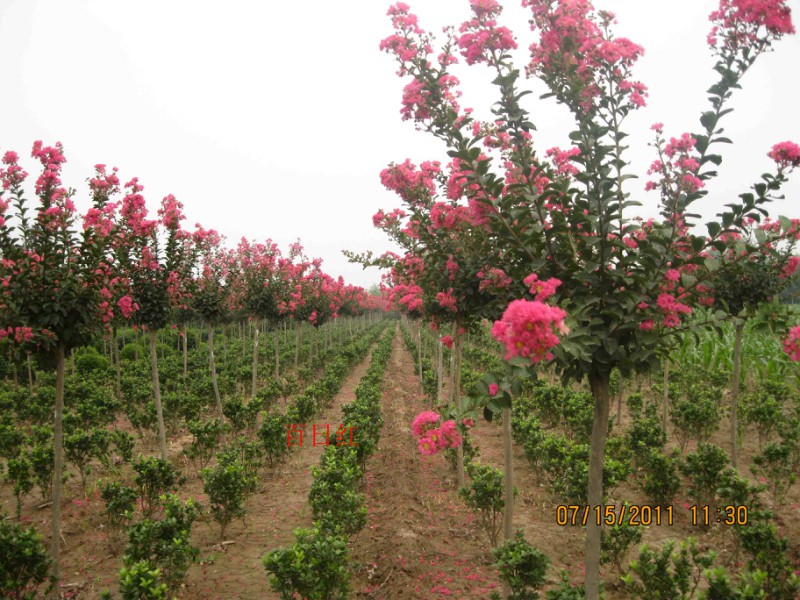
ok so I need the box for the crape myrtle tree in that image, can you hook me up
[236,237,289,395]
[365,171,517,488]
[117,181,193,460]
[0,142,120,589]
[192,225,230,417]
[367,161,565,539]
[707,221,799,468]
[287,250,341,364]
[168,222,200,380]
[377,1,798,598]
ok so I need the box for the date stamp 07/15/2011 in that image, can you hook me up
[555,504,749,527]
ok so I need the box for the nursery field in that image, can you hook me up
[2,315,799,599]
[4,0,800,598]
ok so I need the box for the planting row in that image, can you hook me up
[264,326,396,600]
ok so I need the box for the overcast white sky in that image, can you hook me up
[1,0,798,288]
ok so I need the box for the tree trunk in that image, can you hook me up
[251,326,259,397]
[182,324,188,379]
[662,360,670,431]
[585,370,611,600]
[149,330,168,461]
[417,321,423,386]
[134,327,139,361]
[113,327,122,401]
[453,331,465,488]
[274,326,280,380]
[208,327,223,418]
[27,352,34,392]
[294,323,300,369]
[502,406,514,542]
[436,338,443,408]
[50,343,66,594]
[731,322,744,469]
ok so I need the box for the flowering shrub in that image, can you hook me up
[783,325,800,361]
[411,410,462,455]
[491,298,568,363]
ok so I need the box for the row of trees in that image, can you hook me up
[0,147,378,590]
[361,0,800,598]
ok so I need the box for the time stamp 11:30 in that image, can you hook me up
[555,504,749,527]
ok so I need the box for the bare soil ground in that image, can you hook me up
[1,345,377,599]
[2,331,798,598]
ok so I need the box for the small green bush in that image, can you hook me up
[492,531,550,600]
[459,462,510,547]
[262,525,350,600]
[0,516,52,599]
[132,456,182,518]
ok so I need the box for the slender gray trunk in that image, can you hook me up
[208,327,223,418]
[731,322,744,468]
[417,321,423,386]
[182,324,188,379]
[585,371,612,600]
[453,330,465,488]
[149,330,168,461]
[50,344,66,595]
[294,322,300,369]
[252,326,259,397]
[436,338,443,408]
[27,352,33,392]
[274,326,280,380]
[662,360,670,431]
[113,327,122,401]
[502,406,514,542]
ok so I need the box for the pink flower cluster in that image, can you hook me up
[430,202,475,231]
[523,273,562,301]
[121,178,157,237]
[88,164,120,198]
[646,131,705,197]
[783,326,800,361]
[491,299,568,363]
[781,256,799,279]
[31,140,67,195]
[456,0,517,66]
[708,0,795,54]
[477,267,512,291]
[373,208,406,229]
[524,0,647,111]
[117,295,139,319]
[0,326,34,344]
[768,141,800,170]
[656,293,693,328]
[380,160,441,206]
[1,150,28,191]
[412,411,462,456]
[546,146,581,177]
[436,289,457,312]
[158,194,185,230]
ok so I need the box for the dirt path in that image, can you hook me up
[45,342,378,599]
[184,344,379,600]
[349,328,503,599]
